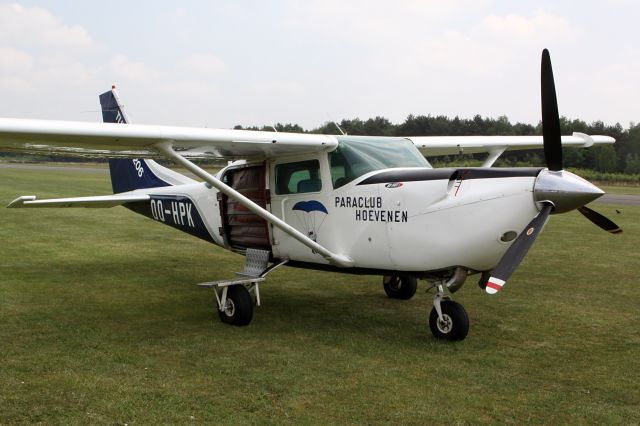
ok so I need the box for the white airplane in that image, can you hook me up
[0,50,621,340]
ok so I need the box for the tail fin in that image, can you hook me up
[99,86,194,193]
[99,85,130,124]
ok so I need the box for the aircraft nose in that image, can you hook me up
[534,169,604,213]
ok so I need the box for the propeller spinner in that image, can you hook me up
[486,49,622,295]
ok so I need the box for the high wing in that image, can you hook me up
[0,118,338,159]
[0,118,614,161]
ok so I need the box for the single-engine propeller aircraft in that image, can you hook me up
[0,50,622,340]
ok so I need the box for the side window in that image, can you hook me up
[275,160,322,195]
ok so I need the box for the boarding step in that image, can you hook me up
[236,248,270,278]
[197,248,271,289]
[197,276,265,288]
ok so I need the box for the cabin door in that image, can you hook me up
[219,164,271,250]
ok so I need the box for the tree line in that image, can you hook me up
[235,115,640,174]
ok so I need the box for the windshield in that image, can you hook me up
[330,136,430,188]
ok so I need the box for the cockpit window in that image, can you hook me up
[330,137,429,188]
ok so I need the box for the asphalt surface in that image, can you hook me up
[2,163,639,206]
[0,163,108,174]
[593,194,640,206]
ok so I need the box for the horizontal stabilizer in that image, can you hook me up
[8,193,150,208]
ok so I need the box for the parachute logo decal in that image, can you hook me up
[292,200,328,242]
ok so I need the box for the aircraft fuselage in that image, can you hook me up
[125,161,544,277]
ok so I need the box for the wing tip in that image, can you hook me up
[7,195,36,208]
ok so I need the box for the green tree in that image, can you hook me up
[594,145,618,172]
[624,153,640,174]
[563,147,586,168]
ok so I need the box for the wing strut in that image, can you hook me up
[155,142,354,268]
[481,147,506,167]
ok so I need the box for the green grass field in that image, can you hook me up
[599,185,640,195]
[1,166,638,425]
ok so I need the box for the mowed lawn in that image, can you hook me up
[0,166,638,425]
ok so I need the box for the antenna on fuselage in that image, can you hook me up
[333,121,346,135]
[325,113,347,135]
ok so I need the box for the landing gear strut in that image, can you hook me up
[197,249,288,327]
[427,268,469,341]
[429,284,469,340]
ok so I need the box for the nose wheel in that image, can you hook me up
[428,285,469,341]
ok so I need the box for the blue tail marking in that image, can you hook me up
[107,159,171,193]
[99,88,127,124]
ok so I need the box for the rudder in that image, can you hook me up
[99,85,129,124]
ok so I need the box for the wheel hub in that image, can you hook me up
[223,299,236,317]
[389,278,401,290]
[436,314,453,334]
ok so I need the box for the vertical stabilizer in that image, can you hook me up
[99,85,130,124]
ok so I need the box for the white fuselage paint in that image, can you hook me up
[126,158,539,274]
[269,170,537,272]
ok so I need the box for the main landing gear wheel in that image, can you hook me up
[218,285,253,326]
[429,300,469,341]
[383,275,418,300]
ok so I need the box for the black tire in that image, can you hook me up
[218,285,253,326]
[429,300,469,341]
[383,275,418,300]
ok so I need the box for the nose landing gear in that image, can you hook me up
[427,268,469,341]
[429,285,469,340]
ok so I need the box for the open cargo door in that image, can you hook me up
[219,164,271,250]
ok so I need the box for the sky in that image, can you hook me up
[0,1,638,130]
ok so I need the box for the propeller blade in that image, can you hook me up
[541,49,563,172]
[578,206,623,234]
[486,203,553,294]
